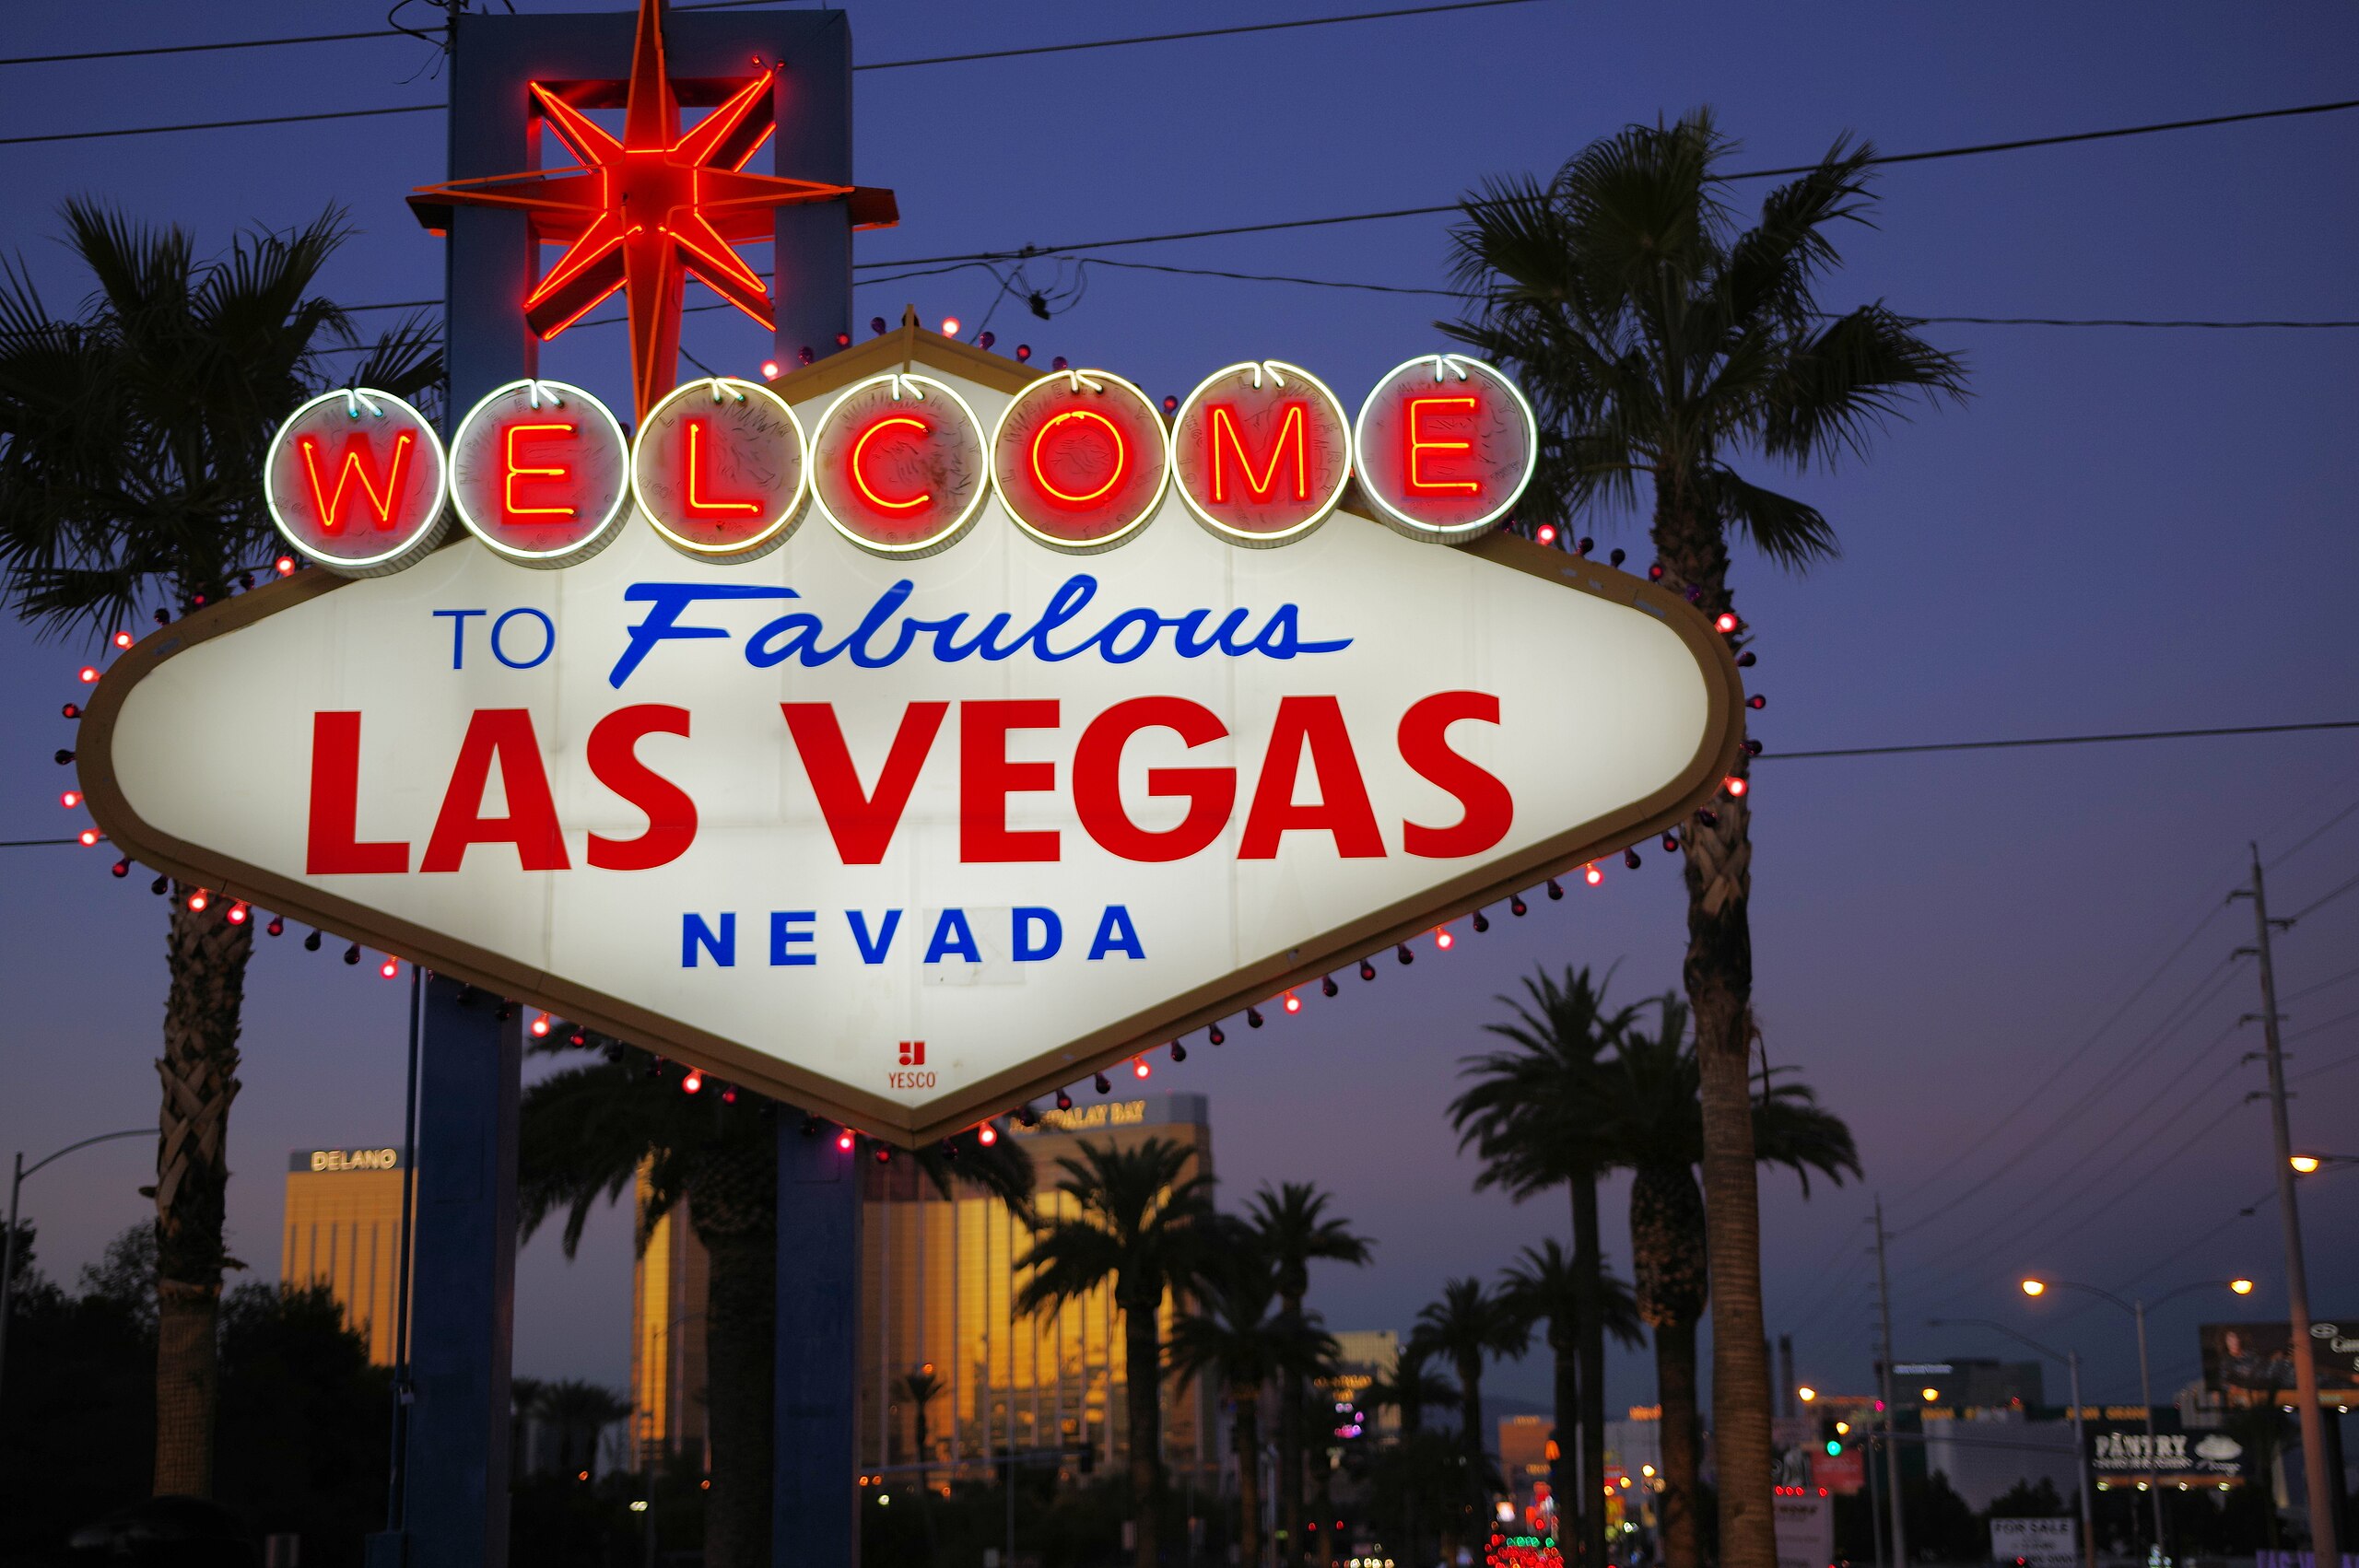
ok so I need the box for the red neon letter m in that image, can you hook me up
[1208,404,1310,504]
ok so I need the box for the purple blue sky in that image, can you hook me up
[1,0,2354,1418]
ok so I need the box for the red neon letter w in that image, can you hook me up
[1208,404,1310,503]
[298,432,415,535]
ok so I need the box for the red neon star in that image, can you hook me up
[409,0,896,422]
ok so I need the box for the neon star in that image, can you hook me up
[409,0,895,422]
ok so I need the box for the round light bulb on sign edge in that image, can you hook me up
[989,368,1171,554]
[1168,360,1353,548]
[446,380,633,569]
[809,372,990,560]
[630,377,811,563]
[1352,354,1539,544]
[940,316,961,338]
[263,387,451,577]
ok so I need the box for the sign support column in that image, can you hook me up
[765,18,861,1565]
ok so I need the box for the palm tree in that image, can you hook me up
[1367,1338,1457,1439]
[1499,1240,1642,1546]
[899,1365,945,1472]
[1015,1137,1217,1568]
[1168,1237,1339,1568]
[1414,1277,1528,1526]
[539,1378,630,1480]
[1366,1340,1459,1568]
[510,1375,547,1477]
[1247,1182,1373,1565]
[1449,965,1637,1568]
[1445,112,1964,1568]
[520,1033,1031,1568]
[0,201,438,1498]
[1606,994,1860,1568]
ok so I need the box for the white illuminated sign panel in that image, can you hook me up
[85,333,1741,1142]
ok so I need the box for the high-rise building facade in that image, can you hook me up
[630,1164,711,1467]
[279,1145,407,1365]
[628,1091,1216,1484]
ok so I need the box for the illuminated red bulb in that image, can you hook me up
[760,359,780,380]
[530,1012,552,1037]
[111,630,134,649]
[837,1129,856,1153]
[381,957,400,978]
[977,1122,998,1146]
[226,902,249,925]
[1435,927,1454,951]
[76,666,99,684]
[1584,863,1603,886]
[187,889,209,912]
[275,556,296,576]
[1725,775,1748,798]
[77,829,100,847]
[1284,990,1301,1014]
[1536,523,1557,545]
[940,316,962,338]
[1133,1058,1151,1080]
[60,790,81,809]
[681,1071,704,1094]
[1715,612,1738,634]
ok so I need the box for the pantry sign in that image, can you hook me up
[76,324,1743,1142]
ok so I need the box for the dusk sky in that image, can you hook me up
[1,0,2354,1422]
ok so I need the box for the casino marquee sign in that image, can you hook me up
[79,321,1743,1143]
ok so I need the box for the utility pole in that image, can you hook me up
[2235,847,2340,1568]
[1873,1199,1908,1568]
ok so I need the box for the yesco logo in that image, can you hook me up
[264,356,1538,577]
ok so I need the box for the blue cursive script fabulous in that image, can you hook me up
[607,574,1352,688]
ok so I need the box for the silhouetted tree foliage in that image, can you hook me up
[0,1227,386,1567]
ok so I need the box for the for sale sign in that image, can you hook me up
[78,328,1742,1141]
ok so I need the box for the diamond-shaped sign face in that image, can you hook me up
[78,333,1741,1143]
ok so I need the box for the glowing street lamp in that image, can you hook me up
[1797,1385,1817,1403]
[2019,1274,2256,1562]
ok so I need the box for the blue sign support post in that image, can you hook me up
[383,8,863,1565]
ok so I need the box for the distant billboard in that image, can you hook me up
[2086,1422,2248,1486]
[2200,1321,2359,1407]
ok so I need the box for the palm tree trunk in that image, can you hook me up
[1572,1175,1606,1568]
[1458,1354,1486,1522]
[1654,478,1776,1568]
[694,1140,779,1568]
[1551,1337,1579,1552]
[1235,1386,1263,1568]
[151,887,251,1497]
[1279,1292,1305,1567]
[1126,1294,1164,1568]
[1655,1316,1703,1568]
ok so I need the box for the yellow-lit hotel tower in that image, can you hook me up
[278,1145,407,1364]
[631,1091,1215,1484]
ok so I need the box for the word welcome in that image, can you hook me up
[264,355,1538,574]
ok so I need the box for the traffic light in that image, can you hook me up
[1825,1438,1843,1457]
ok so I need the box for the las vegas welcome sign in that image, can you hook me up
[79,322,1743,1142]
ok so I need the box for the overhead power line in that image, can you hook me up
[850,98,2359,267]
[0,0,1540,77]
[1758,719,2359,760]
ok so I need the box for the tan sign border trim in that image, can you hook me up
[77,324,1744,1144]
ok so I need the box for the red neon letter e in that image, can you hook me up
[1405,396,1481,495]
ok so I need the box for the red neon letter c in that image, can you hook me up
[851,415,932,512]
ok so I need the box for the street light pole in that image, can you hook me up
[2133,1298,2161,1558]
[2236,848,2341,1568]
[1875,1199,1908,1568]
[1928,1317,2096,1568]
[2021,1278,2253,1567]
[0,1127,152,1423]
